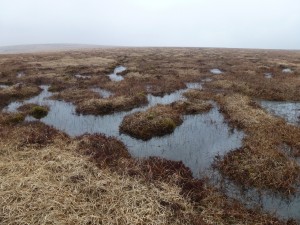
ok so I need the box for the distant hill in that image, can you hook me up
[0,44,114,54]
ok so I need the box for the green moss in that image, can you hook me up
[5,113,25,125]
[161,118,176,130]
[30,106,49,119]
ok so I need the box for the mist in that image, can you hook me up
[1,0,299,49]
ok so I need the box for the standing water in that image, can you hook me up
[108,66,127,81]
[259,100,300,126]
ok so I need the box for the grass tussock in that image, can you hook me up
[0,112,25,125]
[120,104,183,140]
[0,84,41,109]
[18,103,49,119]
[76,93,148,115]
[183,89,217,101]
[208,75,300,101]
[76,134,131,167]
[172,100,212,115]
[213,93,300,194]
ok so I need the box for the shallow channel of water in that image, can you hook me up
[211,171,300,222]
[108,66,127,81]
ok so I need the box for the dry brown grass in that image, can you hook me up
[0,121,292,224]
[0,84,41,109]
[76,93,148,115]
[0,112,25,125]
[0,132,196,225]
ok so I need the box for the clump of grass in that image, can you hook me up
[172,100,212,115]
[14,121,68,148]
[0,84,41,109]
[76,134,130,167]
[183,89,216,101]
[76,93,148,115]
[18,104,49,119]
[0,112,25,125]
[48,83,67,92]
[120,105,183,140]
[30,105,49,119]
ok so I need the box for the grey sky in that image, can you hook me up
[1,0,299,49]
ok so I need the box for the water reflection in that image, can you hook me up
[210,68,223,75]
[259,100,300,126]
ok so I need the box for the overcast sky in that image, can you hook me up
[0,0,299,49]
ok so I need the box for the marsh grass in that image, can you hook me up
[74,133,289,225]
[0,112,25,125]
[18,103,49,119]
[76,93,148,115]
[213,94,300,194]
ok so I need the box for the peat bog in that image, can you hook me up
[1,48,300,224]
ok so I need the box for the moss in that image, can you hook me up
[5,113,25,125]
[30,106,49,119]
[161,117,177,130]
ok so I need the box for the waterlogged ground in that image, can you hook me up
[4,84,300,221]
[4,84,243,176]
[1,48,300,224]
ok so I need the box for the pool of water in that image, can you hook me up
[17,72,25,78]
[0,84,9,89]
[4,84,242,177]
[210,68,223,75]
[185,82,203,89]
[282,68,293,73]
[74,74,91,79]
[264,73,273,79]
[211,170,300,222]
[108,66,127,81]
[259,100,300,126]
